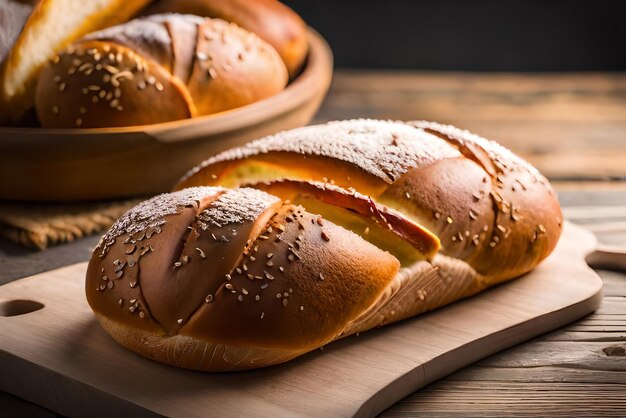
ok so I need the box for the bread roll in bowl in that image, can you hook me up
[35,14,288,128]
[143,0,309,78]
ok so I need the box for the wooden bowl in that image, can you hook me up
[0,29,332,202]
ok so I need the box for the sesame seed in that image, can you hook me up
[255,295,260,301]
[52,106,59,114]
[225,274,232,280]
[155,82,164,91]
[247,273,254,280]
[177,318,183,324]
[283,299,288,307]
[173,261,182,268]
[118,298,123,306]
[434,212,441,219]
[276,293,282,299]
[316,217,324,226]
[225,283,234,290]
[130,281,137,288]
[321,231,330,241]
[128,259,136,268]
[238,295,244,302]
[196,247,206,258]
[287,254,295,262]
[207,67,217,79]
[446,216,453,224]
[139,311,145,319]
[109,99,119,108]
[261,283,269,289]
[260,312,265,319]
[115,270,123,279]
[59,82,66,92]
[405,192,411,199]
[196,52,208,61]
[279,267,285,273]
[107,281,114,289]
[129,306,135,312]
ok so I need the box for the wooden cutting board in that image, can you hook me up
[0,222,603,418]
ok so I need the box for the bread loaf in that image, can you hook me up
[0,0,151,125]
[87,119,562,371]
[142,0,308,78]
[34,13,288,128]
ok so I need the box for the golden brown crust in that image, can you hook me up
[87,186,400,369]
[34,14,288,127]
[35,40,193,128]
[143,0,308,77]
[95,313,304,371]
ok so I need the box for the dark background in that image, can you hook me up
[283,0,626,71]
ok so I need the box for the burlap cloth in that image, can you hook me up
[0,199,143,250]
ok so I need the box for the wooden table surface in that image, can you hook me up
[1,70,625,416]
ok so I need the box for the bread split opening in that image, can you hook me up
[176,156,441,265]
[243,179,439,266]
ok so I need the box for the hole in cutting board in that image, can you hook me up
[0,300,45,317]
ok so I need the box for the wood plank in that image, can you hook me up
[0,223,603,417]
[385,261,626,417]
[317,71,626,178]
